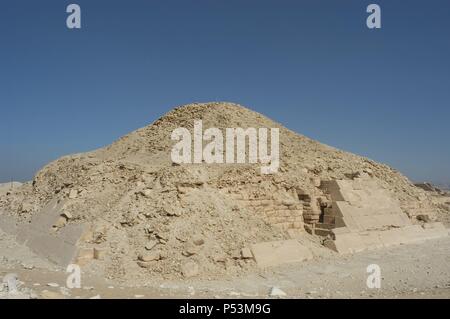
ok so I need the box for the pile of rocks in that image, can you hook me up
[0,102,446,284]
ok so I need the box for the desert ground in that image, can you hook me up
[1,226,449,299]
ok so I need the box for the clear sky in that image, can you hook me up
[0,0,449,184]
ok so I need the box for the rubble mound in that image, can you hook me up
[0,102,445,283]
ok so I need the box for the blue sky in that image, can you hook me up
[0,0,449,184]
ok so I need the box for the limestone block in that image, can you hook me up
[241,247,253,259]
[320,180,345,201]
[250,240,313,268]
[94,247,107,260]
[1,198,89,266]
[324,232,366,254]
[324,215,447,255]
[75,248,94,266]
[334,216,347,228]
[324,215,335,225]
[376,229,404,247]
[331,226,351,235]
[358,232,383,250]
[292,221,303,228]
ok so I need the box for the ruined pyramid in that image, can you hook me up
[0,102,447,283]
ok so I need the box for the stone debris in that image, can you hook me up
[61,212,73,220]
[414,183,443,193]
[93,247,106,260]
[138,251,161,262]
[68,189,78,199]
[21,263,35,270]
[181,261,200,278]
[182,243,199,257]
[137,261,153,269]
[417,214,431,222]
[145,240,158,251]
[251,240,313,268]
[0,102,448,284]
[140,189,152,198]
[269,287,287,297]
[52,216,67,229]
[240,248,253,259]
[192,236,205,246]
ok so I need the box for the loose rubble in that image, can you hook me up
[0,102,448,285]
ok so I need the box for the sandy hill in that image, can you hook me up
[0,102,445,283]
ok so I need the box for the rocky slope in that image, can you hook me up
[0,102,445,283]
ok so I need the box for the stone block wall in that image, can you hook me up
[225,190,304,231]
